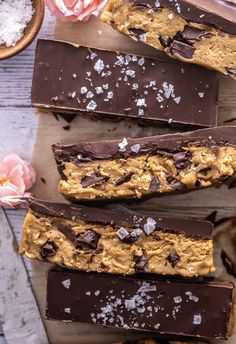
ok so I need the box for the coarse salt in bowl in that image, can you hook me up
[0,0,45,60]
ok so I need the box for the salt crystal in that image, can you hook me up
[90,52,97,60]
[107,91,113,99]
[185,291,199,302]
[73,73,77,78]
[71,91,76,98]
[174,96,181,104]
[174,296,182,304]
[132,83,139,90]
[86,291,91,296]
[86,100,97,111]
[136,98,146,107]
[95,87,103,94]
[0,0,34,47]
[139,33,147,42]
[143,217,157,235]
[61,279,71,289]
[138,58,145,66]
[198,92,204,98]
[94,59,105,74]
[193,314,202,325]
[86,91,94,99]
[131,144,141,153]
[168,118,173,124]
[64,307,71,314]
[125,299,136,310]
[126,69,136,78]
[138,109,144,116]
[117,227,129,239]
[118,137,128,152]
[103,84,109,89]
[80,87,88,94]
[94,290,100,296]
[168,13,174,19]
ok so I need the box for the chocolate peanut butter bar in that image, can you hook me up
[46,270,235,339]
[52,126,236,202]
[20,198,214,277]
[101,0,236,79]
[31,39,218,128]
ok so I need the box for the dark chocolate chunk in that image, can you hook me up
[58,224,76,242]
[81,172,109,188]
[225,67,236,76]
[134,255,149,272]
[221,250,236,278]
[167,177,186,190]
[172,151,191,170]
[76,231,100,250]
[115,172,134,186]
[169,40,195,59]
[41,241,58,259]
[46,269,234,339]
[181,26,211,45]
[129,28,147,39]
[167,251,180,267]
[159,36,170,47]
[149,176,160,192]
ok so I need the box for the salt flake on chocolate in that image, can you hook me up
[143,217,156,235]
[136,98,147,107]
[80,87,88,94]
[131,144,141,153]
[94,59,105,74]
[118,137,128,152]
[61,279,71,289]
[174,96,181,104]
[193,314,202,325]
[117,227,129,239]
[95,87,103,94]
[86,100,97,111]
[64,307,71,314]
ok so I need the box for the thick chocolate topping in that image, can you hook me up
[133,0,236,36]
[31,39,218,128]
[46,270,234,339]
[29,198,213,239]
[52,126,236,163]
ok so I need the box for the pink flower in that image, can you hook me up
[47,0,108,22]
[0,154,36,208]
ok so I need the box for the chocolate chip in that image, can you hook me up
[167,176,186,190]
[41,241,58,259]
[129,28,147,39]
[115,172,134,186]
[95,247,103,254]
[81,172,109,188]
[58,224,76,242]
[173,151,191,170]
[170,40,195,59]
[221,250,236,278]
[76,231,100,250]
[167,252,180,267]
[134,255,148,272]
[181,26,211,45]
[159,36,170,48]
[225,67,236,77]
[149,176,160,192]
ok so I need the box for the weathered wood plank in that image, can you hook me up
[0,208,48,344]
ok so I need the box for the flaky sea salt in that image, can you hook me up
[0,0,34,47]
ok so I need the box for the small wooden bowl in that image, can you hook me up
[0,0,45,60]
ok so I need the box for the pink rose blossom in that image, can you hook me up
[47,0,108,22]
[0,154,36,208]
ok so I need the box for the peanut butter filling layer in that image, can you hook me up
[101,0,236,79]
[58,146,236,201]
[20,210,214,277]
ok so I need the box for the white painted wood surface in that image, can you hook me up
[1,7,236,344]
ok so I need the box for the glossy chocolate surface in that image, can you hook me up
[52,126,236,163]
[32,39,218,127]
[46,269,234,339]
[28,198,213,239]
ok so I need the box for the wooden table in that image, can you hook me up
[1,8,236,344]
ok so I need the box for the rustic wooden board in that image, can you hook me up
[27,14,236,344]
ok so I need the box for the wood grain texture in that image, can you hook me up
[0,208,48,344]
